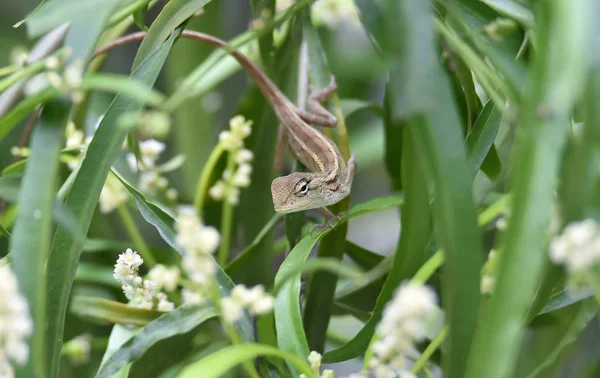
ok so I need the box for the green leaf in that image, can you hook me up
[323,124,433,364]
[45,31,179,378]
[81,73,166,106]
[95,303,219,378]
[83,238,133,253]
[70,296,163,326]
[224,213,284,281]
[10,99,68,378]
[465,1,592,377]
[272,257,363,294]
[111,169,255,342]
[133,0,151,31]
[523,299,597,378]
[274,195,402,371]
[345,240,385,269]
[372,3,485,377]
[0,87,60,142]
[74,262,121,288]
[465,99,502,179]
[132,0,212,70]
[480,0,535,28]
[26,0,120,38]
[176,343,316,378]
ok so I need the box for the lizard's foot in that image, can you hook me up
[309,220,337,237]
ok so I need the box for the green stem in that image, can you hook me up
[193,143,226,214]
[411,325,449,374]
[412,250,445,284]
[0,64,20,77]
[218,155,236,266]
[0,60,46,93]
[117,204,156,267]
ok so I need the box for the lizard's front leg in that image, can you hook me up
[309,206,343,236]
[296,75,338,128]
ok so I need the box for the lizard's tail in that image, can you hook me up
[181,30,287,108]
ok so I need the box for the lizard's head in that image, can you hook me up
[271,173,327,213]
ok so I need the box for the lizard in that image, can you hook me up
[182,31,356,228]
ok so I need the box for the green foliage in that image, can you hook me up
[1,0,600,377]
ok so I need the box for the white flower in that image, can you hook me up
[139,171,169,196]
[235,149,254,164]
[224,284,274,319]
[0,264,33,376]
[113,262,134,282]
[65,121,84,149]
[550,219,600,272]
[308,351,322,371]
[311,0,360,28]
[157,298,175,312]
[227,187,241,205]
[219,131,243,151]
[221,297,243,323]
[99,175,128,213]
[148,264,180,292]
[139,139,166,166]
[183,256,217,285]
[166,188,178,201]
[117,249,144,269]
[64,60,83,88]
[370,282,437,377]
[182,289,204,305]
[175,207,221,256]
[321,370,335,378]
[229,115,252,139]
[209,180,228,200]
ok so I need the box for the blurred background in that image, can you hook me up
[0,1,399,376]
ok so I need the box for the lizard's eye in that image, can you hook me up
[296,180,309,196]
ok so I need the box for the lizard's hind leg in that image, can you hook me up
[275,124,287,172]
[297,75,338,128]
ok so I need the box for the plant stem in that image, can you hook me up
[117,204,156,267]
[193,143,225,215]
[411,325,449,374]
[218,154,236,266]
[412,250,445,284]
[0,60,46,93]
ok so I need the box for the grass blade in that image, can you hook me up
[10,99,68,378]
[465,1,592,377]
[45,32,179,378]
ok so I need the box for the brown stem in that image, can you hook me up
[91,31,148,60]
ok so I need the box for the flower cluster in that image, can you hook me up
[299,351,335,378]
[310,0,361,29]
[220,284,274,324]
[113,249,174,312]
[209,116,254,205]
[126,138,181,201]
[550,219,600,273]
[99,174,129,214]
[148,264,181,292]
[46,58,85,103]
[174,206,220,303]
[0,264,33,378]
[369,282,437,377]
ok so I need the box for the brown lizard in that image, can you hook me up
[181,31,356,227]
